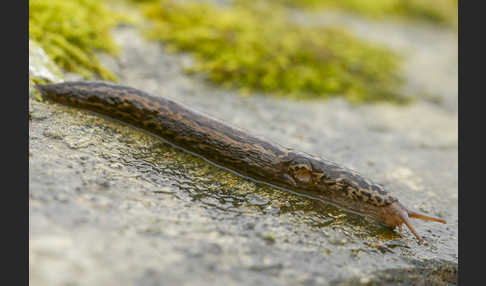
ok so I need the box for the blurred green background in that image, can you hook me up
[29,0,457,103]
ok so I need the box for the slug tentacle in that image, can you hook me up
[408,210,447,224]
[383,202,446,244]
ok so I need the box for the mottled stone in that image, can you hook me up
[29,12,457,286]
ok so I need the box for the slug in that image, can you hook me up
[35,81,446,244]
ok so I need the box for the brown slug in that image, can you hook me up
[35,81,446,244]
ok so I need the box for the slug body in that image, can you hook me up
[35,81,446,244]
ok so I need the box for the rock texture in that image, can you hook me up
[29,12,457,286]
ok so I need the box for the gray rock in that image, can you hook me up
[29,14,457,286]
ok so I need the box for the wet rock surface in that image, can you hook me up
[29,13,457,286]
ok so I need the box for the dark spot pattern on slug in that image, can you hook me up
[35,81,399,218]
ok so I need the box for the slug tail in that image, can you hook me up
[34,84,46,94]
[34,83,55,99]
[408,210,446,224]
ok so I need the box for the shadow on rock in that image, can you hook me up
[330,259,457,286]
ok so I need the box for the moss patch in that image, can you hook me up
[29,0,129,81]
[138,0,406,103]
[270,0,458,28]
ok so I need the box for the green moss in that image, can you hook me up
[29,0,129,81]
[269,0,458,28]
[261,233,277,245]
[138,0,406,103]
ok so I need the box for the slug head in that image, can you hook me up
[381,202,446,244]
